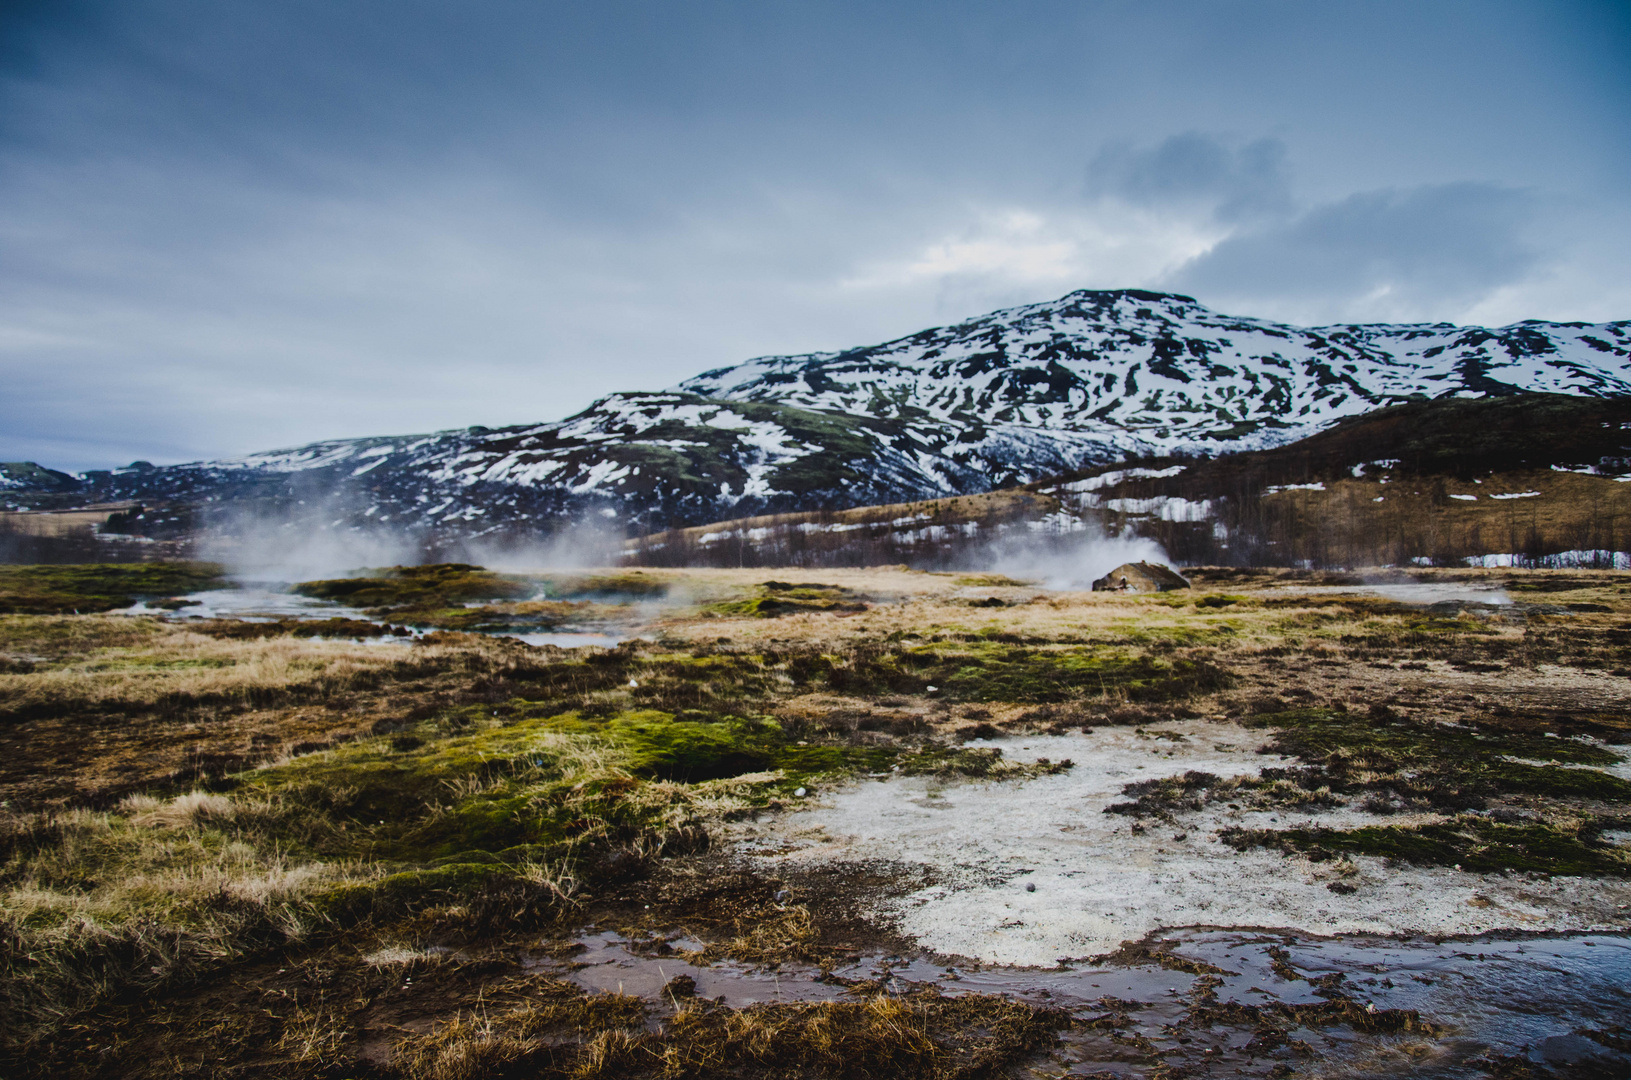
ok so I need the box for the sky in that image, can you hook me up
[2,0,1629,471]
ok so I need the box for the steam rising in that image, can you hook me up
[197,497,623,583]
[196,501,418,582]
[194,485,1172,588]
[977,526,1175,590]
[458,521,625,575]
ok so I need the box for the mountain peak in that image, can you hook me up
[37,289,1631,537]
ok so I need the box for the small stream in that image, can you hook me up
[122,581,633,648]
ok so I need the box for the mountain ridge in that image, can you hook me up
[677,288,1631,460]
[5,289,1630,539]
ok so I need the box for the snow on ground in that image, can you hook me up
[732,722,1631,967]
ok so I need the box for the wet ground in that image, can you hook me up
[15,563,1630,1078]
[124,581,632,648]
[125,583,367,620]
[730,728,1631,965]
[127,573,1631,1078]
[526,923,1631,1077]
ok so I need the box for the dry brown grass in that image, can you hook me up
[4,564,1629,1078]
[0,625,418,714]
[386,987,1063,1080]
[391,982,650,1080]
[0,789,384,1052]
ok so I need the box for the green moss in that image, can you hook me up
[1207,708,1631,874]
[953,574,1034,588]
[200,615,404,640]
[832,641,1232,703]
[238,695,1053,863]
[1249,708,1621,768]
[607,713,778,781]
[240,715,596,857]
[898,745,1072,780]
[292,563,531,610]
[541,572,669,599]
[0,562,225,614]
[1102,768,1346,819]
[1482,761,1631,801]
[709,581,867,618]
[1239,708,1631,814]
[1224,820,1629,877]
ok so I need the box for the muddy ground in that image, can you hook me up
[1,563,1629,1078]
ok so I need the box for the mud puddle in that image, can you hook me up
[525,926,1631,1076]
[525,930,848,1008]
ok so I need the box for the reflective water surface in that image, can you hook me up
[526,927,1631,1078]
[123,583,632,648]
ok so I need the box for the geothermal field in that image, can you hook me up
[2,560,1628,1078]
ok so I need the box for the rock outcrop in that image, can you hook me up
[1091,561,1191,593]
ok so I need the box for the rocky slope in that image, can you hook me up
[679,289,1631,467]
[626,394,1631,570]
[13,289,1631,538]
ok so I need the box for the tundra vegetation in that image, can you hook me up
[0,561,1628,1077]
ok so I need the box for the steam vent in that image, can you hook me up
[1091,561,1191,593]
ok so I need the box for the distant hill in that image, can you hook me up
[5,289,1631,543]
[0,462,82,495]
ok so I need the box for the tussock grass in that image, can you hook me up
[0,562,225,615]
[0,707,802,1057]
[0,790,382,1052]
[0,629,417,717]
[388,987,1066,1080]
[8,563,1630,1076]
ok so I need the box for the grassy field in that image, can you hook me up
[1,562,1628,1077]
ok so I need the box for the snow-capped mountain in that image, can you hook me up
[678,289,1631,463]
[73,393,990,535]
[47,289,1631,536]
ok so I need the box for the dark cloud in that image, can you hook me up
[1089,134,1292,222]
[1170,183,1539,321]
[0,1,1627,469]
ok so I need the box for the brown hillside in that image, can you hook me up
[625,395,1631,569]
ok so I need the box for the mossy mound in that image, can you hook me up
[237,703,1045,864]
[291,565,650,631]
[541,571,669,599]
[1224,819,1630,877]
[0,562,225,614]
[711,581,867,618]
[293,562,531,610]
[195,615,410,640]
[821,640,1232,703]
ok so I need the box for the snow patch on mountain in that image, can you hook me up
[55,289,1631,537]
[678,289,1631,463]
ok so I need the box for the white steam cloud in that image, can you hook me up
[196,500,422,583]
[978,526,1175,590]
[196,497,625,583]
[459,521,625,574]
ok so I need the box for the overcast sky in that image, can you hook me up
[3,0,1629,471]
